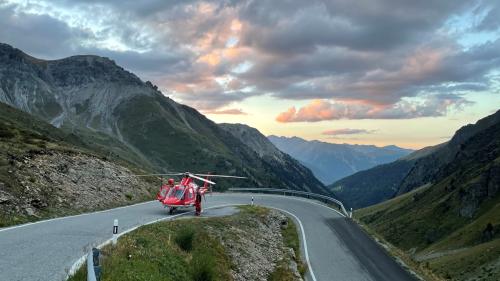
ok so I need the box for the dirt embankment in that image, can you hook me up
[0,150,155,225]
[207,208,304,281]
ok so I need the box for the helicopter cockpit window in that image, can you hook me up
[160,187,169,197]
[166,188,175,197]
[173,189,185,200]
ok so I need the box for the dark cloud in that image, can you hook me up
[244,38,500,106]
[0,4,87,58]
[0,0,498,118]
[82,48,191,77]
[239,0,470,53]
[475,1,500,31]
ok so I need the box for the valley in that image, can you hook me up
[1,1,499,278]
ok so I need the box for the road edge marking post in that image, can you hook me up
[112,219,118,246]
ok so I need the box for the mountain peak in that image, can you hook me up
[47,54,142,87]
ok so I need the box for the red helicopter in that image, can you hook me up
[156,172,246,214]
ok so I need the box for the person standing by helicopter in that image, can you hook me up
[194,188,202,216]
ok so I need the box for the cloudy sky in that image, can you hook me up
[1,0,500,149]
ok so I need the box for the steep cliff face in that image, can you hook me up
[220,123,329,194]
[0,43,155,132]
[0,43,327,193]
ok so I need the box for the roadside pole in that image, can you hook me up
[112,219,118,245]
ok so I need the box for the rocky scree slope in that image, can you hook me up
[356,110,500,281]
[0,102,156,226]
[220,123,329,194]
[0,43,327,193]
[268,135,412,185]
[206,208,304,281]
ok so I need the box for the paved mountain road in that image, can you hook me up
[0,193,416,281]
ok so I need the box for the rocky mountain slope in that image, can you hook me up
[0,102,156,226]
[397,110,500,195]
[330,111,500,209]
[220,124,328,194]
[329,143,443,209]
[268,135,412,184]
[356,110,500,281]
[0,43,327,194]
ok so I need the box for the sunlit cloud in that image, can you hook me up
[204,108,248,115]
[322,129,374,136]
[276,95,473,122]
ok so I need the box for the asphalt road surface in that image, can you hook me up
[0,193,417,281]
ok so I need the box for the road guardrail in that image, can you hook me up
[87,248,101,281]
[227,188,350,217]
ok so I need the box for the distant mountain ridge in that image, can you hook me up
[268,135,413,184]
[219,123,328,193]
[329,143,442,209]
[0,42,328,194]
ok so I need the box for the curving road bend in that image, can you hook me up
[0,193,416,281]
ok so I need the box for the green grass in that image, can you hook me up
[175,226,195,252]
[267,216,307,281]
[68,206,306,281]
[268,262,297,281]
[429,239,500,281]
[280,217,307,276]
[68,219,232,281]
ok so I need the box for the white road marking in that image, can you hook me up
[216,192,347,217]
[0,200,154,233]
[0,193,345,234]
[267,206,318,281]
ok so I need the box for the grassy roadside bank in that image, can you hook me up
[354,217,438,281]
[69,206,305,281]
[355,186,500,281]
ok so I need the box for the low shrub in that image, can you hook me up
[191,247,216,281]
[175,226,195,252]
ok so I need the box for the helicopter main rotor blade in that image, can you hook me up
[193,173,247,179]
[114,173,183,178]
[188,173,216,185]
